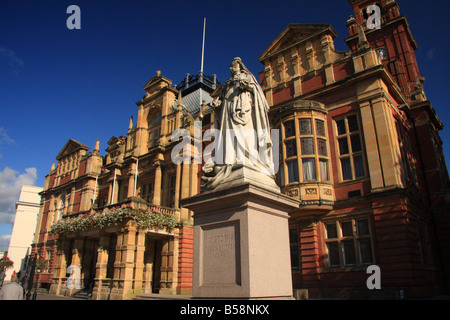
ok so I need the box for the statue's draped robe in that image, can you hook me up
[201,68,273,190]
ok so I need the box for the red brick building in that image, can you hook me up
[259,0,450,298]
[32,0,449,299]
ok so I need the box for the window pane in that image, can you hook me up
[338,138,349,155]
[319,159,329,181]
[341,221,353,237]
[358,239,373,264]
[285,140,297,158]
[356,219,370,236]
[150,113,162,126]
[350,134,362,152]
[348,115,359,132]
[327,242,340,267]
[284,120,295,138]
[301,138,314,155]
[289,228,299,244]
[326,223,338,239]
[302,158,316,181]
[287,160,299,183]
[317,138,328,156]
[341,158,353,180]
[315,119,325,136]
[343,240,356,265]
[336,119,346,135]
[354,155,365,178]
[290,245,300,269]
[299,118,312,135]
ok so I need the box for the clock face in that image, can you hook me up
[377,48,387,59]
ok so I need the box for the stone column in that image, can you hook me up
[134,230,146,296]
[110,221,139,300]
[108,168,120,205]
[180,162,190,221]
[174,163,181,209]
[92,235,110,300]
[121,224,137,299]
[71,239,84,269]
[152,159,162,206]
[67,238,84,295]
[49,239,69,296]
[110,231,124,299]
[127,162,137,198]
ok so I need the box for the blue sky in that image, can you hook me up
[1,0,449,250]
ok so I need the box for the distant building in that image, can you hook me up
[32,0,450,299]
[6,185,42,280]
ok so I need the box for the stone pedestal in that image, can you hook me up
[182,182,299,299]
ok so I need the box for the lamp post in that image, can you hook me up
[32,267,41,300]
[25,255,36,300]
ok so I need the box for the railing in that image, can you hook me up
[148,204,178,217]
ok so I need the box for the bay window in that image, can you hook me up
[282,116,330,185]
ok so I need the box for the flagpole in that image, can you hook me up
[111,169,117,204]
[200,17,206,109]
[93,176,98,204]
[201,17,206,74]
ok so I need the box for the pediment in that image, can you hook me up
[258,24,337,61]
[143,75,173,93]
[56,139,89,160]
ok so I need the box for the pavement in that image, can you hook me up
[29,292,450,300]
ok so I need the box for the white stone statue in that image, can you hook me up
[201,57,279,192]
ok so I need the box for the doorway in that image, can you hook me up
[143,236,162,294]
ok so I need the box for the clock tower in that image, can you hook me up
[345,0,422,100]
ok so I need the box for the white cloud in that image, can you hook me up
[0,47,24,75]
[0,47,24,67]
[0,127,15,145]
[0,167,37,224]
[0,234,11,252]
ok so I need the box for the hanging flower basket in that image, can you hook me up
[50,205,177,235]
[0,257,14,273]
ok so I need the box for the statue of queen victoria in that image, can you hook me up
[201,57,279,192]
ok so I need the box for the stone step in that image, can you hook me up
[134,293,191,300]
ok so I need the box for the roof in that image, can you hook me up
[181,87,214,115]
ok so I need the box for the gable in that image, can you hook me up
[56,139,89,160]
[258,24,338,62]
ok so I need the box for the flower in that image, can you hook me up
[0,256,14,273]
[50,206,177,235]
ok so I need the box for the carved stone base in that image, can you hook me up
[182,182,299,299]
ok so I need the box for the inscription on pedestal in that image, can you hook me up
[200,221,241,286]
